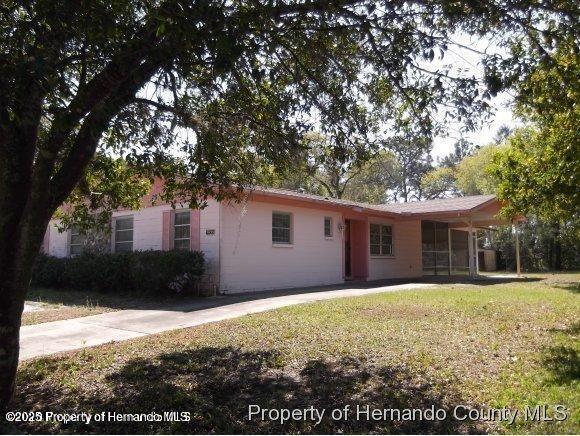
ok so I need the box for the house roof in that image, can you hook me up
[251,186,498,217]
[249,186,374,209]
[58,177,501,221]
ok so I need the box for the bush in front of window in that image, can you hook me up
[31,253,67,288]
[31,250,204,295]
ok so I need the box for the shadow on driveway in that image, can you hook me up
[28,274,542,316]
[151,274,542,314]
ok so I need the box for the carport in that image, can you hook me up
[380,195,524,278]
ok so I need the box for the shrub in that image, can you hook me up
[31,250,204,295]
[31,253,66,288]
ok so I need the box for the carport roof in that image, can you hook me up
[374,194,498,215]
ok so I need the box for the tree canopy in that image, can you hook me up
[491,41,579,223]
[1,0,579,413]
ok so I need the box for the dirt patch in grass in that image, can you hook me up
[21,288,193,326]
[358,304,437,320]
[21,305,115,326]
[11,275,580,434]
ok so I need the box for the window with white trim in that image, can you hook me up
[370,223,393,255]
[174,210,191,250]
[272,212,292,244]
[69,225,86,256]
[324,216,333,238]
[114,216,133,252]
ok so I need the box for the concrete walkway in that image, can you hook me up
[20,282,435,361]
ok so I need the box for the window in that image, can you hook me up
[272,212,292,244]
[324,217,333,238]
[69,225,86,255]
[114,216,133,252]
[370,223,393,255]
[174,210,191,250]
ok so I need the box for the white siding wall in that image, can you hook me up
[199,199,220,283]
[219,200,344,293]
[45,199,423,292]
[112,205,168,251]
[367,218,422,281]
[46,220,68,258]
[46,200,220,265]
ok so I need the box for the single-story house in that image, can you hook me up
[42,183,518,294]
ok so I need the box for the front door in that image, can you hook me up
[344,219,352,279]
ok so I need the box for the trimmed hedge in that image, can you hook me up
[32,250,204,295]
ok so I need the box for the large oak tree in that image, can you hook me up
[0,0,577,413]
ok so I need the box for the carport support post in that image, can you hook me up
[448,227,452,275]
[475,231,480,274]
[468,219,475,278]
[515,223,521,277]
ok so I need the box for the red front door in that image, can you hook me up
[344,219,352,279]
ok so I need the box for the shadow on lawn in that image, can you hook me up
[14,347,483,434]
[543,321,580,384]
[29,274,545,314]
[553,283,580,294]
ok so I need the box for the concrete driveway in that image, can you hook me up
[19,282,435,361]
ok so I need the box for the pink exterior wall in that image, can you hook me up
[219,200,344,293]
[367,218,423,280]
[161,209,174,250]
[45,196,424,293]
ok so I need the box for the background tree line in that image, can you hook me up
[257,37,579,272]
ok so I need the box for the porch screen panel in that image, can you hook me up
[451,229,469,275]
[422,220,449,275]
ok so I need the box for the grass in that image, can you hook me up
[11,273,579,434]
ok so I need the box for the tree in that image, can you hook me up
[383,132,434,202]
[492,125,512,145]
[455,145,499,195]
[1,0,577,413]
[490,41,579,271]
[421,166,456,199]
[254,131,375,199]
[439,138,476,168]
[304,132,380,199]
[492,218,580,272]
[491,42,579,224]
[343,150,399,203]
[253,148,326,196]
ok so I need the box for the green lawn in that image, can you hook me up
[12,274,579,434]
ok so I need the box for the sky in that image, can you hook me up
[427,34,520,160]
[431,92,518,160]
[141,32,520,163]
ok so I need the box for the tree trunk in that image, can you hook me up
[0,215,49,414]
[0,277,25,415]
[548,232,554,270]
[553,223,562,270]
